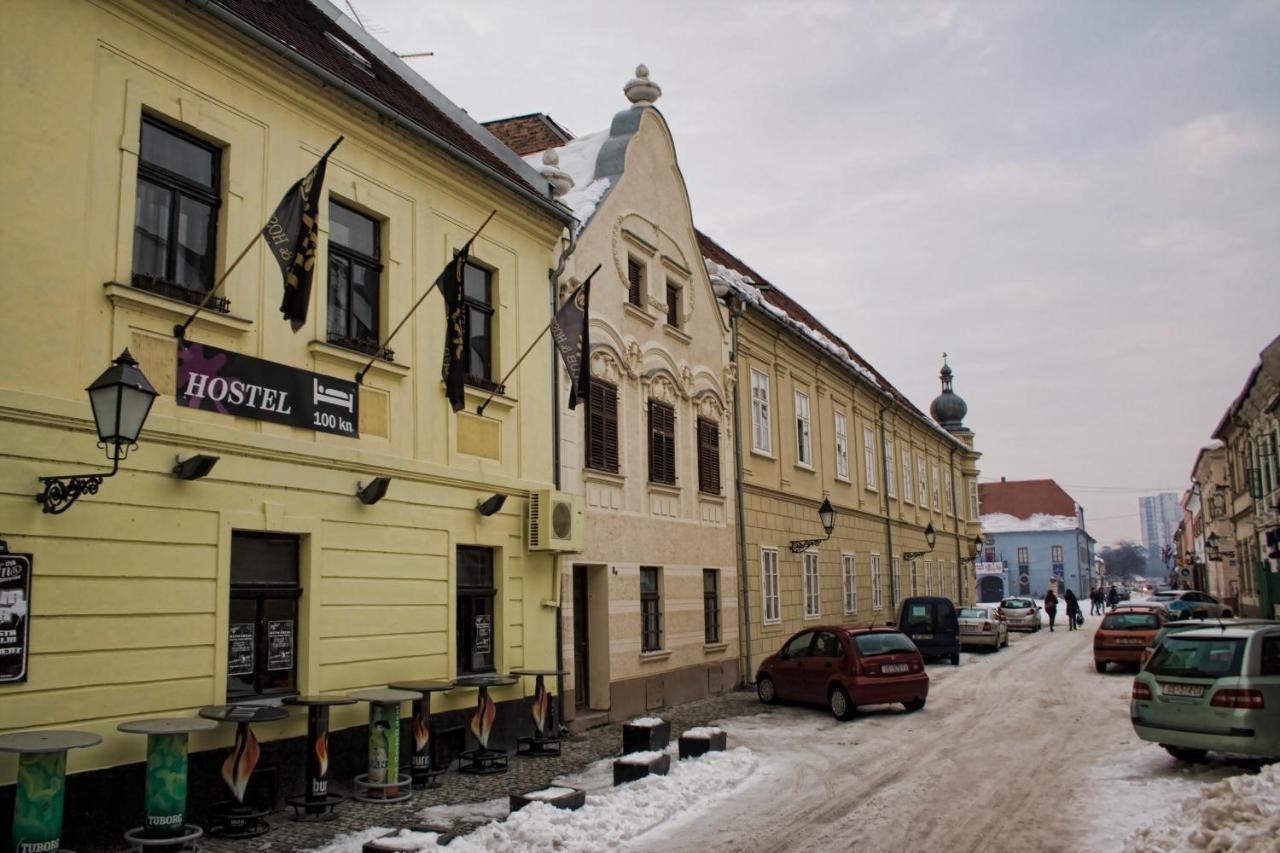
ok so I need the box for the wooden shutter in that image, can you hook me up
[585,382,619,473]
[627,259,643,306]
[649,400,676,485]
[666,283,680,327]
[697,418,721,495]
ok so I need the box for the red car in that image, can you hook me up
[1094,607,1164,673]
[756,626,930,719]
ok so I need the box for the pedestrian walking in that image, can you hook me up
[1089,588,1101,615]
[1044,589,1059,632]
[1106,585,1119,611]
[1064,589,1080,631]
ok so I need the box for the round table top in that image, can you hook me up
[452,673,518,688]
[118,717,219,736]
[198,704,290,724]
[0,730,103,754]
[349,688,419,705]
[508,669,569,677]
[283,694,359,707]
[388,680,456,693]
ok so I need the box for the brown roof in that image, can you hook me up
[977,479,1078,519]
[210,0,537,193]
[483,114,574,156]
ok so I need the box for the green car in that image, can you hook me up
[1131,623,1280,762]
[1141,618,1277,668]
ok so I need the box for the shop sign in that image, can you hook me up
[177,340,359,437]
[974,561,1004,576]
[0,552,32,684]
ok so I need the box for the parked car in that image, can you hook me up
[897,596,962,665]
[1148,590,1233,619]
[1095,607,1164,673]
[756,626,929,719]
[996,597,1042,632]
[958,605,1009,650]
[1141,619,1278,668]
[1131,623,1280,761]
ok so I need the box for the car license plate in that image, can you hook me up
[882,663,909,674]
[1160,683,1205,698]
[1116,638,1144,645]
[913,634,933,640]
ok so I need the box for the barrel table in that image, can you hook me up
[452,673,518,774]
[1,729,101,853]
[386,680,454,789]
[347,688,416,803]
[509,669,568,757]
[282,695,356,820]
[117,717,217,851]
[198,704,289,839]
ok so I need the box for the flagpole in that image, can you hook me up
[356,209,497,384]
[476,323,552,416]
[172,233,261,339]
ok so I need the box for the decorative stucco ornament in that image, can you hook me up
[624,64,662,106]
[539,148,574,198]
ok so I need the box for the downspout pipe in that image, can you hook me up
[878,394,895,615]
[549,228,578,731]
[729,297,753,686]
[183,0,575,229]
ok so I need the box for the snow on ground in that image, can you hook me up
[415,796,510,827]
[1125,760,1279,852]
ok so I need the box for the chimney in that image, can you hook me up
[624,64,662,106]
[1001,476,1007,483]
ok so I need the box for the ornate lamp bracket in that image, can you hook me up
[36,456,121,515]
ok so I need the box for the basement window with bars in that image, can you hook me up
[585,382,619,473]
[649,400,677,486]
[697,417,721,495]
[641,567,662,652]
[703,569,721,644]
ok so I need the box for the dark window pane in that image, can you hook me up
[640,567,658,594]
[628,259,643,306]
[464,263,490,304]
[458,547,494,589]
[231,533,300,586]
[350,261,379,342]
[327,256,350,339]
[467,307,491,379]
[329,202,379,258]
[132,178,172,279]
[666,283,680,327]
[174,195,215,291]
[260,598,297,693]
[141,119,216,188]
[226,597,257,699]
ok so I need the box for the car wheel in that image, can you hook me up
[1163,745,1208,763]
[829,685,855,721]
[950,652,960,666]
[1001,634,1009,648]
[903,698,926,712]
[757,675,777,705]
[1095,661,1107,673]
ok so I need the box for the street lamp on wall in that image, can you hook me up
[903,522,937,562]
[789,498,836,553]
[959,534,985,566]
[36,349,158,514]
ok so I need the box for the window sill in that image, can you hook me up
[224,691,298,708]
[794,461,814,472]
[762,620,782,628]
[104,281,253,335]
[647,481,681,497]
[662,324,692,346]
[439,381,518,414]
[750,447,775,461]
[835,474,851,484]
[639,649,672,663]
[584,467,625,486]
[703,642,728,654]
[803,613,821,621]
[698,491,726,504]
[623,302,657,325]
[309,340,409,381]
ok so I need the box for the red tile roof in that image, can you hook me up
[483,114,574,157]
[977,479,1078,519]
[210,0,536,192]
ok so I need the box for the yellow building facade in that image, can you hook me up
[0,0,571,823]
[701,239,982,670]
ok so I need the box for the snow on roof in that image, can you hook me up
[1201,439,1225,450]
[981,512,1080,533]
[522,130,611,232]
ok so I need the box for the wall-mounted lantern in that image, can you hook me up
[903,522,937,562]
[789,498,836,553]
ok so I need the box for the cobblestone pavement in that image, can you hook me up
[189,688,762,852]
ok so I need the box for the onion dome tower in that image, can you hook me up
[929,354,968,434]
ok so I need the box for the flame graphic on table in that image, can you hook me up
[531,680,550,736]
[469,687,497,749]
[221,724,261,803]
[315,731,329,778]
[413,711,430,752]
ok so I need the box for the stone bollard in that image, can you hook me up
[621,717,670,754]
[678,726,728,759]
[612,750,671,785]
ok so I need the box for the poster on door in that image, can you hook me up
[267,620,294,672]
[227,623,255,676]
[0,552,33,684]
[474,614,492,654]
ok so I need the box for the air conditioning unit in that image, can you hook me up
[527,489,584,552]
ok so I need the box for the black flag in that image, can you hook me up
[550,268,595,409]
[438,244,471,412]
[264,137,342,331]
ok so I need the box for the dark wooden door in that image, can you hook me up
[573,566,589,709]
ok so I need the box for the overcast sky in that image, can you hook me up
[361,0,1280,546]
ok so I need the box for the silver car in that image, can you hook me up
[1147,590,1234,619]
[959,605,1009,650]
[996,597,1042,632]
[1131,623,1280,761]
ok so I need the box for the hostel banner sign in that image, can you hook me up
[177,340,358,437]
[0,551,32,684]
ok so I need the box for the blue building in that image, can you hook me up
[976,479,1097,602]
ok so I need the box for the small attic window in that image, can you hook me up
[325,32,375,75]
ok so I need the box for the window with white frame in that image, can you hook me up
[761,548,780,624]
[944,470,954,515]
[885,437,897,498]
[842,554,857,614]
[863,427,877,490]
[901,448,914,503]
[917,457,927,507]
[750,369,772,454]
[871,553,883,610]
[969,478,980,518]
[834,411,849,480]
[931,464,942,510]
[892,556,902,610]
[803,552,820,618]
[795,390,812,466]
[924,559,932,595]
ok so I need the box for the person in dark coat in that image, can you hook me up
[1064,589,1080,630]
[1044,589,1059,631]
[1106,585,1119,610]
[1089,587,1102,615]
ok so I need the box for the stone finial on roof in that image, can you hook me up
[624,64,662,106]
[539,148,574,198]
